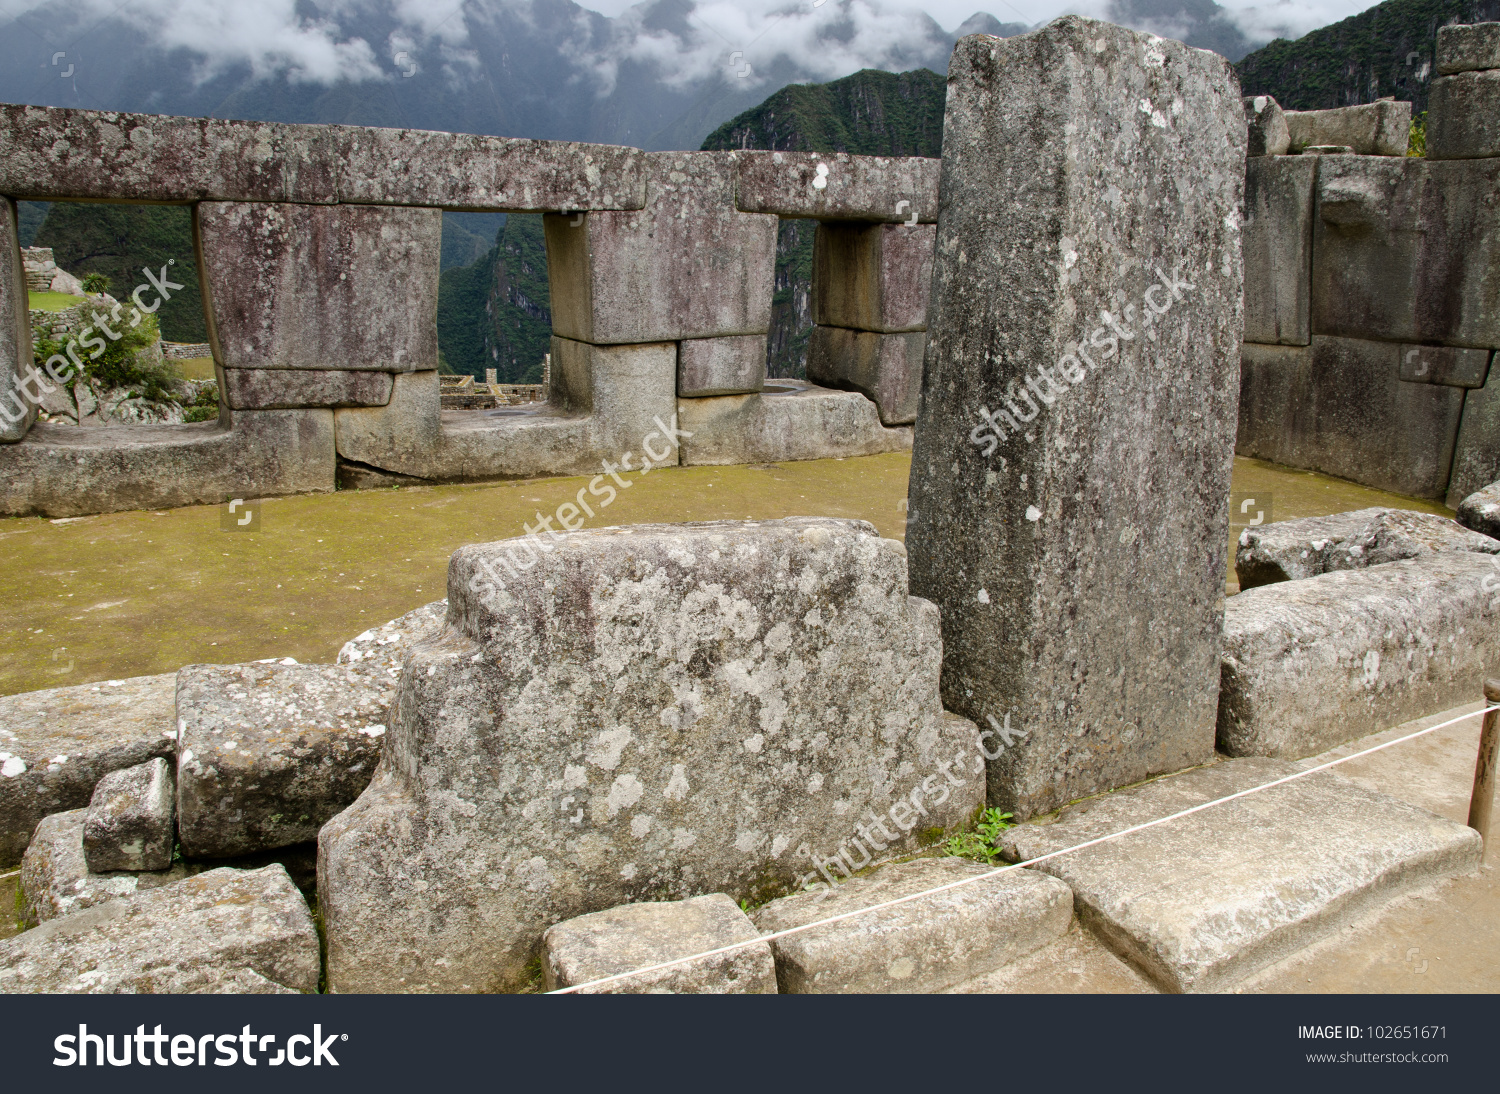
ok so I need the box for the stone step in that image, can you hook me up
[1000,757,1482,993]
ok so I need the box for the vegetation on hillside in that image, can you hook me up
[436,214,552,384]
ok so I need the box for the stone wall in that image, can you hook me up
[1237,22,1500,507]
[0,106,930,517]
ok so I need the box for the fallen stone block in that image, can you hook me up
[542,893,776,994]
[1427,71,1500,159]
[1437,20,1500,74]
[678,336,766,397]
[176,661,394,858]
[0,409,336,518]
[0,104,339,203]
[83,757,175,874]
[1242,157,1314,346]
[1457,481,1500,539]
[320,518,984,992]
[1447,359,1500,509]
[1219,554,1500,758]
[1235,507,1500,589]
[1243,94,1290,157]
[806,326,925,426]
[751,857,1071,994]
[1398,344,1491,388]
[545,153,777,344]
[1,196,36,444]
[812,221,935,333]
[1286,100,1411,156]
[199,202,440,373]
[338,600,449,674]
[222,368,394,410]
[0,863,320,993]
[0,674,177,868]
[907,17,1244,819]
[1001,757,1482,993]
[733,151,939,222]
[676,383,912,464]
[21,809,198,927]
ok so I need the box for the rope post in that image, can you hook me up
[1466,677,1500,853]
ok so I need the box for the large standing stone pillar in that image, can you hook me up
[907,18,1245,819]
[1,197,36,443]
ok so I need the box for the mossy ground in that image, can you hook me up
[26,291,85,313]
[0,454,1450,697]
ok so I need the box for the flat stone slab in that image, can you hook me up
[176,661,393,858]
[751,857,1071,993]
[677,383,912,466]
[733,152,939,222]
[1219,554,1500,758]
[21,808,198,927]
[1235,507,1500,589]
[0,863,319,993]
[1457,482,1500,539]
[84,757,175,874]
[337,600,449,675]
[222,368,394,410]
[542,893,776,994]
[1001,758,1482,993]
[0,674,176,867]
[1286,100,1410,156]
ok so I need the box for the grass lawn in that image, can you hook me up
[27,290,86,312]
[172,356,216,380]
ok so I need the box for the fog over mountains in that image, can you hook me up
[0,0,1290,150]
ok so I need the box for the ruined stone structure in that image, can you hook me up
[1237,23,1500,508]
[0,106,933,517]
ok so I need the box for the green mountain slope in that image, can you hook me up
[436,214,552,384]
[1235,0,1500,112]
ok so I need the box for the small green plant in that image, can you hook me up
[35,300,174,401]
[1407,111,1426,157]
[182,381,219,423]
[943,807,1016,864]
[81,271,111,295]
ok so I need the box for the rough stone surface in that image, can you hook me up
[1399,345,1492,388]
[1001,758,1482,993]
[1236,338,1464,499]
[676,382,912,465]
[200,202,440,372]
[1447,355,1500,508]
[1242,94,1291,156]
[0,104,339,203]
[678,336,766,397]
[806,326,925,426]
[337,600,449,673]
[542,893,776,994]
[1457,481,1500,539]
[176,660,393,859]
[812,221,935,333]
[21,809,198,927]
[1437,21,1500,74]
[1285,100,1411,155]
[222,368,394,410]
[83,757,175,874]
[1218,555,1500,758]
[1242,156,1314,346]
[320,518,983,993]
[545,153,777,344]
[1427,71,1500,159]
[908,19,1245,819]
[335,127,646,210]
[1235,507,1500,589]
[0,674,176,868]
[1,196,36,443]
[751,857,1071,994]
[0,864,320,993]
[0,409,336,518]
[1312,157,1500,349]
[734,151,939,222]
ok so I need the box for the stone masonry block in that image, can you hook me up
[676,383,913,465]
[0,674,177,868]
[806,326,925,426]
[1236,343,1315,469]
[1285,100,1411,156]
[542,894,777,994]
[83,757,175,874]
[1427,70,1500,159]
[1457,481,1500,538]
[199,202,440,372]
[1447,360,1500,508]
[1243,94,1290,157]
[678,335,766,397]
[733,152,940,222]
[1242,156,1314,346]
[907,18,1245,819]
[319,518,984,992]
[812,221,935,333]
[1312,157,1500,348]
[336,127,646,211]
[544,152,777,344]
[1,196,35,443]
[1437,21,1500,74]
[1399,345,1492,387]
[222,368,394,409]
